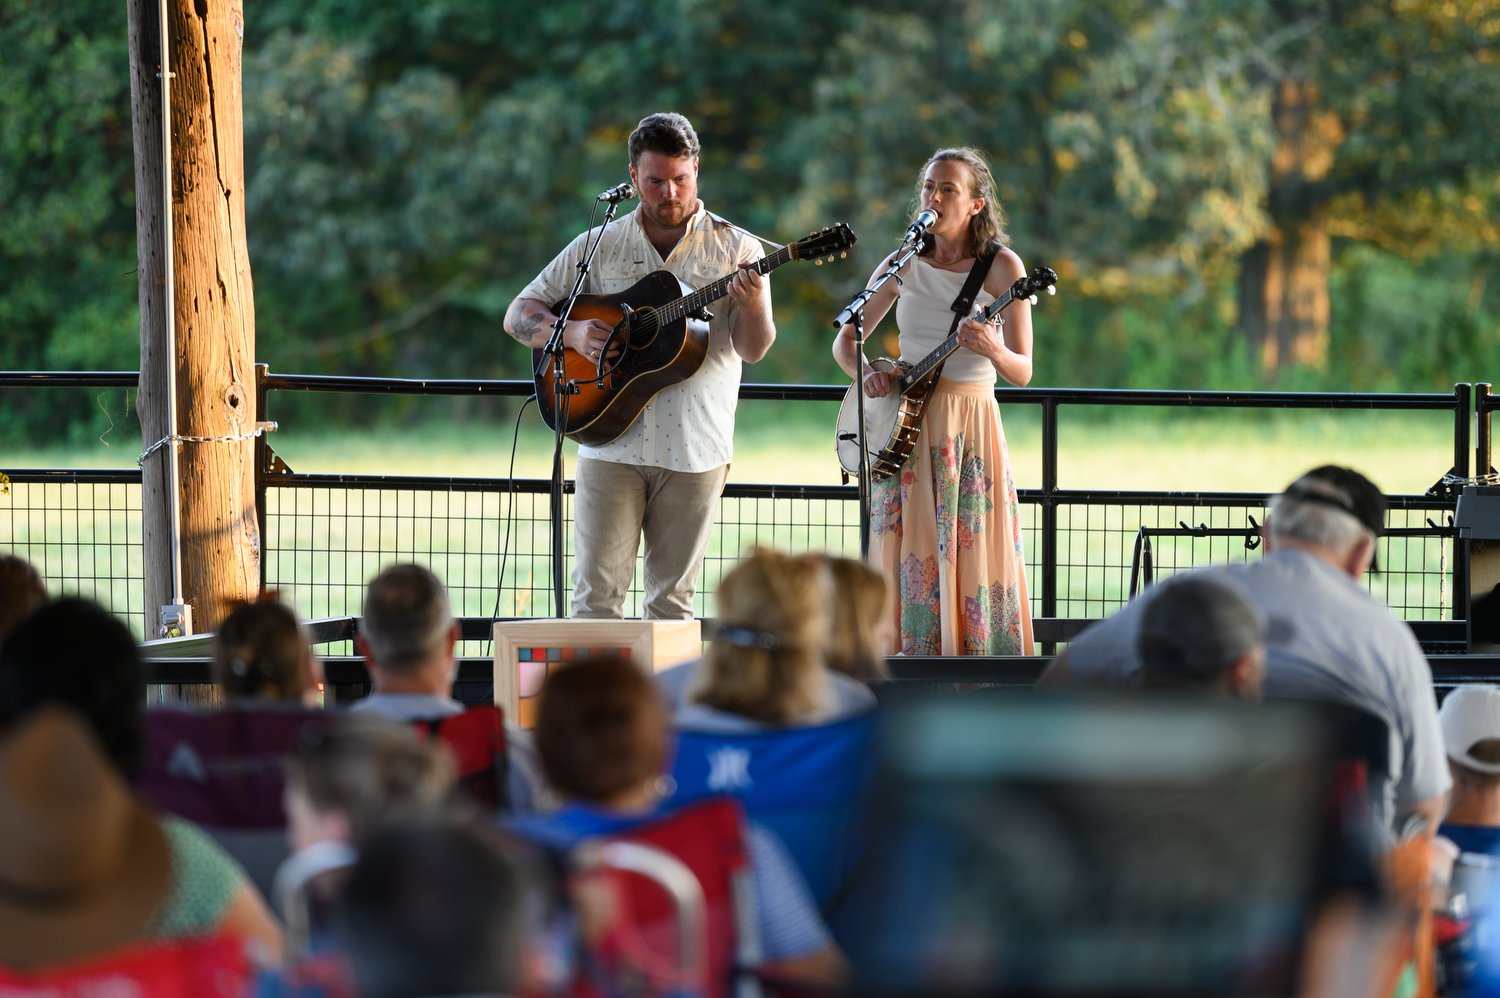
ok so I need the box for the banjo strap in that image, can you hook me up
[925,239,1002,389]
[945,239,1003,337]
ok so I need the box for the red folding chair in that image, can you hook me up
[562,797,761,998]
[409,705,508,809]
[0,934,251,997]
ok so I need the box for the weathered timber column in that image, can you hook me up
[127,0,259,635]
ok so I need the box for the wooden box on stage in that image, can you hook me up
[492,619,702,728]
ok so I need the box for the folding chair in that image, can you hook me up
[136,705,329,898]
[516,797,761,998]
[0,934,251,997]
[667,711,879,911]
[409,705,508,809]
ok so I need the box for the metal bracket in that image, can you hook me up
[262,442,294,476]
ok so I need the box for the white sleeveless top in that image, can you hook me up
[893,259,998,385]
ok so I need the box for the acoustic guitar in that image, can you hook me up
[834,266,1058,481]
[533,224,856,446]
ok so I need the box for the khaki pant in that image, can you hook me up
[571,456,729,620]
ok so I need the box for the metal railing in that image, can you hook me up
[2,371,1492,655]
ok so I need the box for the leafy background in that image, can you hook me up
[2,0,1498,442]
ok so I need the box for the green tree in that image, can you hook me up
[0,4,138,435]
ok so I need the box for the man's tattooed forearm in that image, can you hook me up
[509,311,546,346]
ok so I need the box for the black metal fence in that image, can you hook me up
[3,371,1495,654]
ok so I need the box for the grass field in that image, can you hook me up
[6,402,1462,497]
[5,399,1452,495]
[1,402,1469,636]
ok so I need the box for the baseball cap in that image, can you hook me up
[1440,684,1500,775]
[1282,465,1386,570]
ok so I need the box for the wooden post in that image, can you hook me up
[127,0,259,637]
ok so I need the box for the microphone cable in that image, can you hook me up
[484,393,536,659]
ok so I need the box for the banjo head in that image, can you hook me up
[836,357,912,479]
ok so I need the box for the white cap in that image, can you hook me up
[1440,685,1500,775]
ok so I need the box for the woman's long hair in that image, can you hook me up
[911,146,1009,259]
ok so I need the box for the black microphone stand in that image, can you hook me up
[534,199,626,617]
[833,234,927,559]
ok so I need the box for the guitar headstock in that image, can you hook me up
[791,223,857,265]
[1009,266,1058,304]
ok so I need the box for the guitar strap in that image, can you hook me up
[946,239,1004,335]
[704,209,786,252]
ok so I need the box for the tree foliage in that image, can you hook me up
[4,0,1499,443]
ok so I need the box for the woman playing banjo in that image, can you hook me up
[832,147,1035,657]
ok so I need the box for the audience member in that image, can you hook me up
[283,713,460,860]
[333,818,533,998]
[1042,465,1449,837]
[1436,685,1500,856]
[0,553,46,650]
[351,563,542,812]
[272,712,461,957]
[523,655,850,988]
[212,594,322,704]
[1135,573,1267,699]
[679,548,875,730]
[0,600,283,964]
[824,555,893,685]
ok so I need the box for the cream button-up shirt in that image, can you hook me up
[517,203,763,473]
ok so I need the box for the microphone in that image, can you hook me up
[901,208,939,246]
[596,182,637,203]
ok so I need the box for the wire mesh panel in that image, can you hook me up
[0,474,146,635]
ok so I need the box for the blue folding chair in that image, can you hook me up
[667,710,879,912]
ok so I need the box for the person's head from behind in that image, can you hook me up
[357,564,458,693]
[212,594,321,703]
[0,554,47,651]
[1439,685,1500,799]
[627,111,700,232]
[284,713,457,855]
[692,547,831,725]
[1267,465,1385,580]
[534,655,667,808]
[1136,574,1267,701]
[823,555,892,683]
[333,818,531,998]
[0,597,145,778]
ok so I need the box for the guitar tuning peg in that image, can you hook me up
[815,259,824,266]
[1046,286,1056,295]
[840,251,848,259]
[1028,295,1038,305]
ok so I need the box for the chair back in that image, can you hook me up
[137,705,328,829]
[515,797,759,998]
[0,934,251,997]
[409,705,508,809]
[668,711,878,909]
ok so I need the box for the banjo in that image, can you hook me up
[835,266,1058,481]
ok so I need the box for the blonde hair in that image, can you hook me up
[692,549,831,724]
[823,556,890,683]
[912,147,1009,259]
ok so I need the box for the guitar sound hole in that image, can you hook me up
[629,309,660,349]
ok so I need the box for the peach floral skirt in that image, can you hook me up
[868,379,1034,657]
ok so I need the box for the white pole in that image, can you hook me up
[157,0,189,631]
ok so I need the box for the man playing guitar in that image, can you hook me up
[504,112,774,620]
